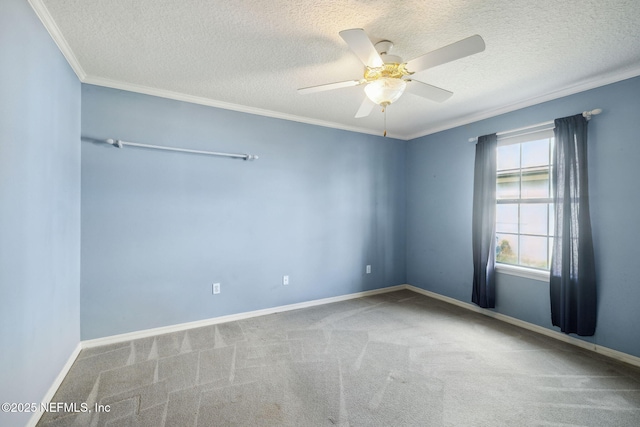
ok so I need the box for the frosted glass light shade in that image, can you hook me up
[364,78,407,105]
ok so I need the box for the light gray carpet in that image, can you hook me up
[37,290,640,426]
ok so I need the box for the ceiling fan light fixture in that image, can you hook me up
[364,78,406,106]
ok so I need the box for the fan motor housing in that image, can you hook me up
[364,40,411,82]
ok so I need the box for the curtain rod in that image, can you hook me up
[102,139,258,161]
[468,108,602,143]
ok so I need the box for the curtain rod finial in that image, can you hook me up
[583,108,602,120]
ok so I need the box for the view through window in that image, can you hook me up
[496,134,554,270]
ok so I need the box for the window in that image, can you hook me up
[495,129,554,271]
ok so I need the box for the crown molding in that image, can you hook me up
[73,65,640,142]
[28,0,87,80]
[82,75,405,140]
[405,66,640,141]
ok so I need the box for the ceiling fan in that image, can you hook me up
[298,29,485,135]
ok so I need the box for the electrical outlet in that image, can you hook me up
[283,275,289,285]
[212,283,220,294]
[366,265,371,274]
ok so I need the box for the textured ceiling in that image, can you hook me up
[32,0,640,139]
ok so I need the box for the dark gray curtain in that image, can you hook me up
[472,133,497,308]
[550,114,597,336]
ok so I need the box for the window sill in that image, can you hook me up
[496,264,550,282]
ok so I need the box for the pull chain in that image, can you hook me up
[382,105,387,137]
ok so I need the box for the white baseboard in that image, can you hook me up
[82,285,406,349]
[404,284,640,369]
[26,342,82,427]
[82,283,640,369]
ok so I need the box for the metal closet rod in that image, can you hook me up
[468,108,602,143]
[104,138,258,161]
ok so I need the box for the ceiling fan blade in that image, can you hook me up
[405,80,453,103]
[339,28,384,68]
[297,80,362,95]
[355,97,376,118]
[405,35,485,73]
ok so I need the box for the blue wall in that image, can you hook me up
[406,76,640,359]
[80,85,406,339]
[0,0,81,425]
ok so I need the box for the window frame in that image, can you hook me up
[495,126,555,281]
